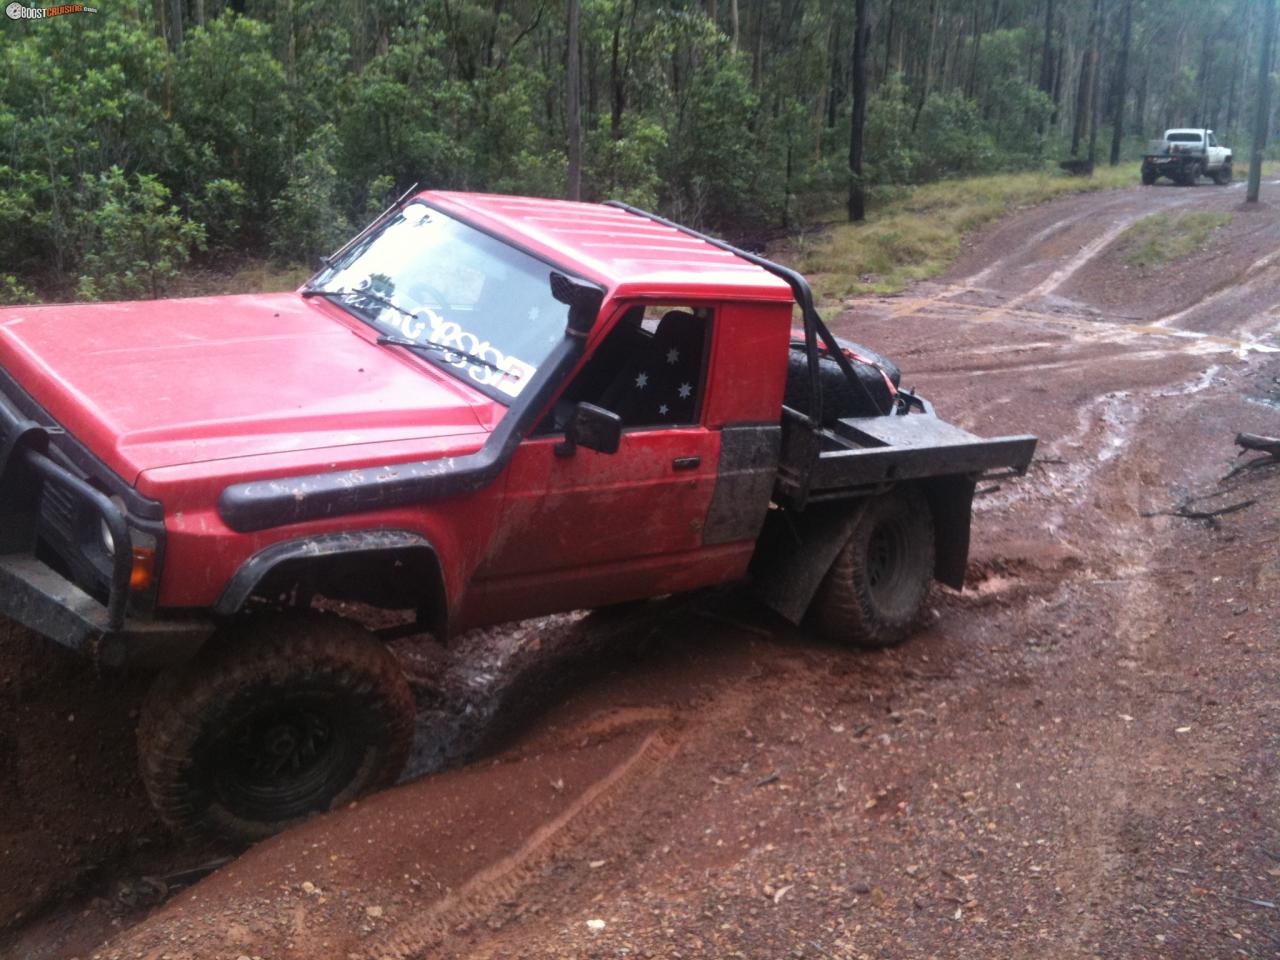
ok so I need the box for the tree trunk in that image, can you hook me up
[1109,0,1131,165]
[154,0,168,48]
[848,0,868,221]
[1072,0,1101,157]
[912,0,937,131]
[966,0,983,99]
[609,19,624,138]
[1196,34,1212,126]
[1085,0,1104,166]
[882,0,896,83]
[1038,0,1055,94]
[730,0,740,49]
[1051,31,1064,127]
[1141,55,1152,136]
[169,0,183,49]
[1248,0,1277,202]
[567,0,583,201]
[284,0,297,86]
[1071,49,1090,155]
[752,0,764,88]
[1225,42,1241,134]
[827,16,843,127]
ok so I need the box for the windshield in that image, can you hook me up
[309,201,570,403]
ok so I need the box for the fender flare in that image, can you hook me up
[214,530,448,637]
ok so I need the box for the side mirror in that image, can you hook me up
[555,402,622,457]
[549,271,604,338]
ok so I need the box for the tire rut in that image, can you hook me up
[365,729,681,960]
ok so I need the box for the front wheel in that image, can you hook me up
[138,615,415,842]
[1213,164,1232,185]
[811,487,936,649]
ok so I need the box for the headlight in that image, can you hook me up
[100,517,116,556]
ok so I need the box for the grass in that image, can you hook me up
[1116,210,1233,269]
[779,163,1141,305]
[169,258,313,298]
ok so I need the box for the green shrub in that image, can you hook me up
[270,125,351,264]
[191,179,250,251]
[914,91,999,180]
[76,168,206,301]
[0,275,39,305]
[173,16,290,222]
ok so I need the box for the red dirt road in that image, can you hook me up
[3,179,1279,959]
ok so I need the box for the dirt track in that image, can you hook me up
[3,179,1279,959]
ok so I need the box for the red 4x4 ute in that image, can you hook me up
[0,194,1036,840]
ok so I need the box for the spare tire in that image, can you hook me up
[783,335,901,424]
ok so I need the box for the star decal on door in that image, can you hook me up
[677,382,692,399]
[635,371,649,389]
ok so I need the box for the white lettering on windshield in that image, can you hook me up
[381,305,534,397]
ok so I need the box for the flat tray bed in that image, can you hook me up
[806,412,1038,493]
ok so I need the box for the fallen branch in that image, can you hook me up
[1142,499,1256,521]
[1173,499,1257,520]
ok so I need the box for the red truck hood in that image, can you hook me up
[0,293,498,484]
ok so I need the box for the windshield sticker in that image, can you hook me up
[381,306,535,396]
[494,357,536,398]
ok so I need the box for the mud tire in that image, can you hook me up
[1213,164,1232,185]
[1141,167,1157,186]
[1180,163,1200,186]
[811,487,935,649]
[138,614,415,842]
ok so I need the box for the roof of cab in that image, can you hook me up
[421,191,795,303]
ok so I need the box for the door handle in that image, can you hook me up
[673,456,701,471]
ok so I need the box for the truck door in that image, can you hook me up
[469,304,740,622]
[1207,131,1224,165]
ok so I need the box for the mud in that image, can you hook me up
[3,178,1279,959]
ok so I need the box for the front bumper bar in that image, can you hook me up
[0,545,212,668]
[0,551,114,649]
[1,400,211,667]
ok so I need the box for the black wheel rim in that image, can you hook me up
[867,517,907,598]
[205,692,366,824]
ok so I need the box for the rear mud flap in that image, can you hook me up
[748,502,866,625]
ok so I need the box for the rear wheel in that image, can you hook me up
[1181,162,1201,186]
[811,487,936,649]
[1141,166,1157,186]
[138,614,415,842]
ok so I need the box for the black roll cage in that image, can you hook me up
[603,201,895,424]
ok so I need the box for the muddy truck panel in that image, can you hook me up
[0,192,1036,840]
